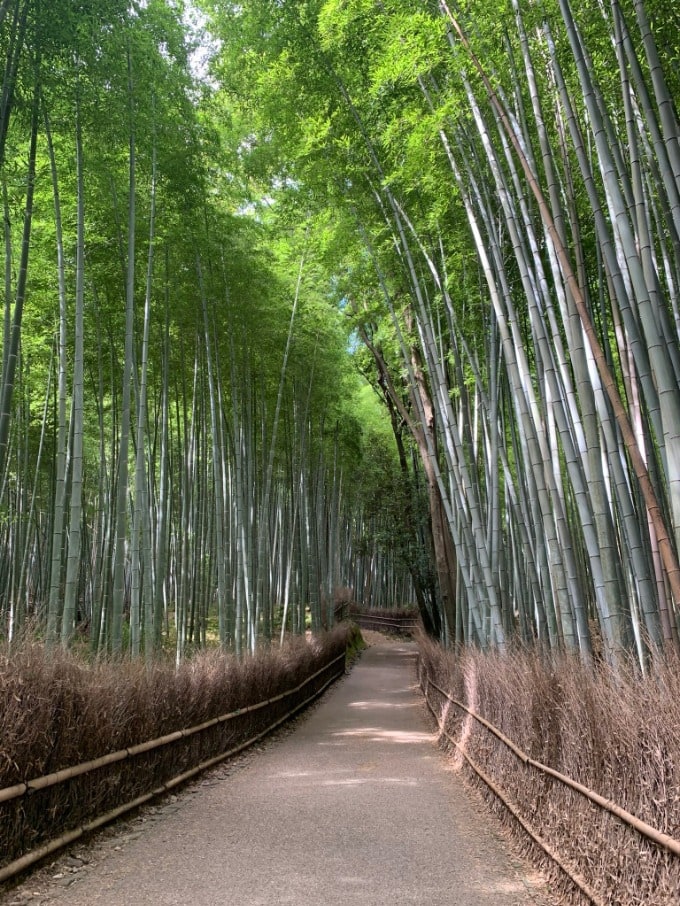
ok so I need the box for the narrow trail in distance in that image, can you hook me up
[3,638,556,905]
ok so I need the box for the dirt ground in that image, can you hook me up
[1,635,559,906]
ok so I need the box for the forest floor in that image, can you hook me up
[1,634,559,905]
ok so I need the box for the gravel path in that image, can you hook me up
[2,638,556,905]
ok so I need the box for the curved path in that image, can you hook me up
[3,639,554,905]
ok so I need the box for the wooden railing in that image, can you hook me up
[418,658,680,905]
[352,611,419,635]
[0,651,346,884]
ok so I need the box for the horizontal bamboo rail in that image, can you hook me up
[353,612,419,634]
[0,651,345,884]
[418,661,680,904]
[420,672,602,905]
[1,652,344,805]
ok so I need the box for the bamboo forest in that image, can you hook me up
[0,0,679,673]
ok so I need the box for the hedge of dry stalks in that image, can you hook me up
[0,626,352,872]
[417,633,680,905]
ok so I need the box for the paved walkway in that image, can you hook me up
[3,640,553,905]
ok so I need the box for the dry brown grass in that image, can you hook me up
[417,633,680,905]
[0,626,350,872]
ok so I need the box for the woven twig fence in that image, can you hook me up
[0,651,345,884]
[418,659,680,905]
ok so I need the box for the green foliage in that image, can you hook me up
[0,0,411,653]
[6,0,680,664]
[344,621,366,665]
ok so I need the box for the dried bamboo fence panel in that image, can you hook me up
[418,658,680,905]
[0,652,345,884]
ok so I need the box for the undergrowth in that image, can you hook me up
[345,622,367,664]
[417,633,680,905]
